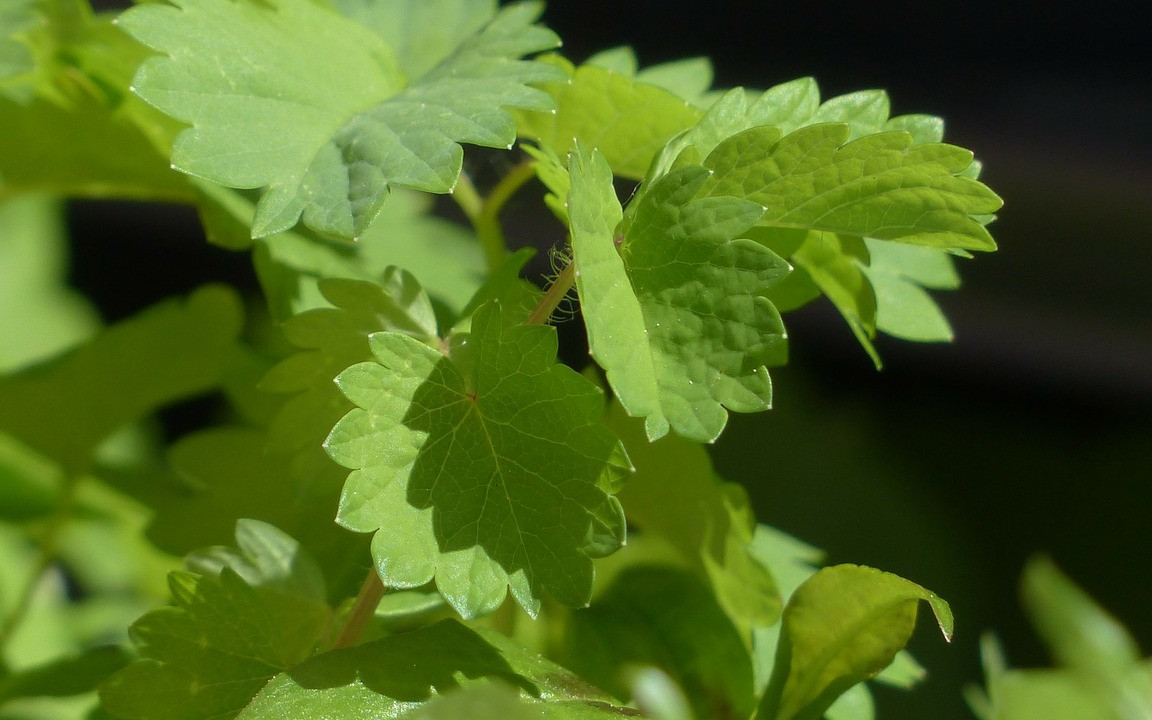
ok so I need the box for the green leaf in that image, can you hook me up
[120,0,564,239]
[518,57,702,179]
[568,145,789,442]
[99,522,332,720]
[604,402,780,634]
[698,123,1002,252]
[758,564,953,720]
[260,272,440,493]
[0,195,98,373]
[562,565,756,720]
[860,238,960,342]
[325,301,629,617]
[0,285,243,473]
[235,619,630,720]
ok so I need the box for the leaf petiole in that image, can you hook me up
[331,568,387,650]
[526,260,575,325]
[453,159,537,272]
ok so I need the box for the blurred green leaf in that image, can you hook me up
[0,286,243,473]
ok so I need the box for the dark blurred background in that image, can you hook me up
[76,2,1152,719]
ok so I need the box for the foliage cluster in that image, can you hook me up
[20,1,1141,719]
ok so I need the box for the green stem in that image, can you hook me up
[332,568,387,650]
[453,160,537,272]
[526,260,575,326]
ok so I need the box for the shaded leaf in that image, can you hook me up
[325,301,629,617]
[236,620,633,720]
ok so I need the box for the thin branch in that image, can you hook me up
[452,160,537,272]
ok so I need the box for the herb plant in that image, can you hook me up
[0,1,1003,719]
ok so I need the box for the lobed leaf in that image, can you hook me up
[99,522,332,720]
[757,564,953,720]
[568,145,789,442]
[325,301,629,617]
[120,0,564,239]
[860,238,960,343]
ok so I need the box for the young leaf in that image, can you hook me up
[0,285,242,473]
[119,0,564,239]
[790,232,880,367]
[99,522,332,720]
[567,145,789,442]
[235,619,631,720]
[325,301,629,618]
[518,56,702,179]
[563,565,756,720]
[758,564,953,720]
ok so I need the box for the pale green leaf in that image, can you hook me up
[0,195,98,373]
[0,285,243,473]
[518,57,701,180]
[758,564,953,720]
[860,238,960,343]
[236,620,630,720]
[327,0,496,81]
[584,46,637,75]
[569,146,789,442]
[810,90,889,140]
[563,566,756,720]
[604,402,781,633]
[325,301,629,617]
[99,523,331,720]
[120,0,563,239]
